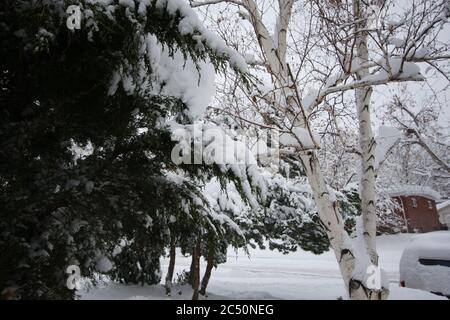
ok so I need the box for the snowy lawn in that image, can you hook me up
[80,234,446,300]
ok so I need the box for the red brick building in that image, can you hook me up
[389,186,442,233]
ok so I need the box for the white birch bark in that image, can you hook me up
[242,0,378,299]
[353,0,379,268]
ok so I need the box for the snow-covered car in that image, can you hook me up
[399,231,450,298]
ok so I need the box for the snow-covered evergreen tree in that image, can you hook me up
[0,0,259,299]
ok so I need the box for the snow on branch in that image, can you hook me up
[190,0,245,7]
[156,0,249,72]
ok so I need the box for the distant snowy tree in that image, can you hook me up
[377,86,450,198]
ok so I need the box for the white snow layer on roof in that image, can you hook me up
[437,199,450,211]
[388,185,441,200]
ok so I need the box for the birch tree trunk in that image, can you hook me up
[356,83,378,265]
[352,0,389,299]
[298,152,354,284]
[242,0,364,297]
[353,0,379,266]
[299,151,376,299]
[240,0,386,299]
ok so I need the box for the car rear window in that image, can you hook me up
[419,258,450,267]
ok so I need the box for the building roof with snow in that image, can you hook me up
[437,199,450,211]
[388,185,441,201]
[437,200,450,228]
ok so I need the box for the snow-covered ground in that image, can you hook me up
[80,234,446,300]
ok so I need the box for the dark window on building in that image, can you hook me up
[411,197,418,208]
